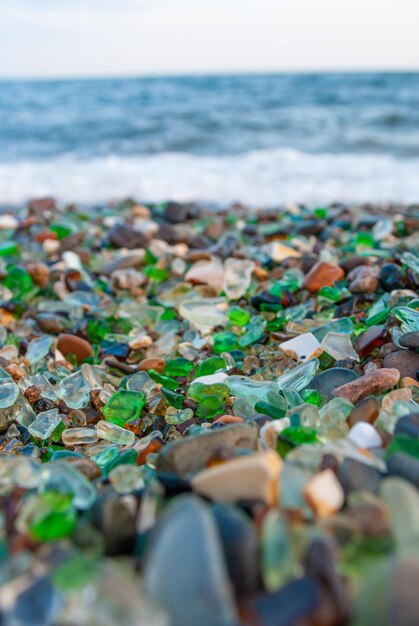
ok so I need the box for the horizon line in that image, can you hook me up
[1,67,419,83]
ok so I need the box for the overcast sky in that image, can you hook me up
[1,0,419,79]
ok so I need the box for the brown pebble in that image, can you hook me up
[383,350,419,380]
[339,256,370,275]
[56,333,93,364]
[303,261,344,293]
[347,265,378,294]
[347,493,391,538]
[5,363,26,381]
[67,458,101,481]
[137,438,164,466]
[401,377,419,388]
[380,342,398,358]
[332,368,400,404]
[24,385,42,405]
[213,414,244,424]
[26,262,50,288]
[252,266,268,281]
[348,397,379,427]
[138,357,166,373]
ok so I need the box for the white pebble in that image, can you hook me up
[348,422,382,449]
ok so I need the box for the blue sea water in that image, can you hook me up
[1,72,419,205]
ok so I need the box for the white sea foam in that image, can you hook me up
[1,148,419,206]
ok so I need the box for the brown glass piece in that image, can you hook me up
[354,326,388,358]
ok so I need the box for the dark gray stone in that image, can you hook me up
[164,201,189,223]
[394,413,419,438]
[338,458,382,496]
[399,331,419,350]
[156,423,258,478]
[305,367,359,398]
[383,350,419,380]
[108,223,148,249]
[250,576,320,626]
[14,577,58,626]
[212,503,260,596]
[387,453,419,489]
[144,495,238,626]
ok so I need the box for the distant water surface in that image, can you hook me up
[1,72,419,205]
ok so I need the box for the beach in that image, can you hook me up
[0,195,418,624]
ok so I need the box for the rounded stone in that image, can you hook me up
[332,368,400,404]
[399,331,419,350]
[348,397,379,427]
[212,503,259,596]
[394,413,419,438]
[138,357,166,373]
[303,261,345,293]
[383,350,419,380]
[379,263,405,292]
[56,334,93,363]
[305,367,359,398]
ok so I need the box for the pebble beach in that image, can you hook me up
[0,197,419,625]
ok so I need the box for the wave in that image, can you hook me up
[1,148,419,206]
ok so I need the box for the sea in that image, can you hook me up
[1,72,419,206]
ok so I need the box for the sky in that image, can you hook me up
[1,0,419,79]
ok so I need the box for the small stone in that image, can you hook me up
[348,422,382,449]
[379,263,405,292]
[263,241,301,262]
[394,413,419,438]
[303,261,344,293]
[138,357,166,373]
[249,576,320,626]
[108,222,148,249]
[156,423,258,477]
[303,469,345,517]
[164,201,189,223]
[399,331,419,350]
[305,367,359,398]
[347,265,378,293]
[391,557,419,626]
[387,453,419,489]
[279,332,322,362]
[347,491,391,538]
[212,503,259,596]
[26,262,50,288]
[144,496,238,626]
[56,334,93,364]
[0,213,18,229]
[401,377,419,388]
[384,350,419,379]
[192,451,282,505]
[381,388,413,412]
[338,458,381,495]
[332,368,400,404]
[348,397,379,427]
[67,457,101,481]
[303,535,350,624]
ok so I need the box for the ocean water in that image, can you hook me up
[1,72,419,206]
